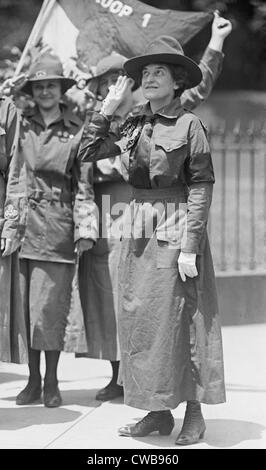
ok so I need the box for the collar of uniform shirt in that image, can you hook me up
[132,96,184,121]
[22,102,82,129]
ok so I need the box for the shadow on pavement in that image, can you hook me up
[58,388,101,407]
[0,407,81,430]
[125,418,266,448]
[2,388,102,408]
[0,373,28,384]
[204,419,265,448]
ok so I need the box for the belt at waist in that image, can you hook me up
[28,188,72,203]
[132,186,187,202]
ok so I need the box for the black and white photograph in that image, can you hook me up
[0,0,265,455]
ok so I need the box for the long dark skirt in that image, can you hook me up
[78,179,132,360]
[20,259,75,351]
[117,188,226,411]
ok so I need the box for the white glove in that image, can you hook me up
[178,252,198,282]
[101,75,133,116]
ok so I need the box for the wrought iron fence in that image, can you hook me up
[208,121,266,274]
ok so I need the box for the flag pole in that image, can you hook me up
[14,0,57,77]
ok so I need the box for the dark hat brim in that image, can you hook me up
[124,53,202,89]
[21,75,76,96]
[87,67,139,92]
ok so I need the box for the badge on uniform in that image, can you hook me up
[57,131,74,142]
[120,117,142,149]
[4,204,18,220]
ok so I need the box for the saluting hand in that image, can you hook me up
[0,73,27,97]
[178,252,198,282]
[101,75,133,116]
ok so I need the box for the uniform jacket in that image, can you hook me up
[19,103,98,263]
[78,96,226,408]
[0,97,27,248]
[93,46,222,185]
[79,97,214,255]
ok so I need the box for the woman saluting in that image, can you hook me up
[79,36,225,445]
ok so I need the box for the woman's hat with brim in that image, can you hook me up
[88,52,139,92]
[21,52,76,96]
[124,36,202,89]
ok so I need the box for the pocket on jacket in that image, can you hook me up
[154,136,187,153]
[153,136,187,175]
[156,238,180,269]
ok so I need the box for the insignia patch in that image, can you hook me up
[35,71,47,78]
[58,130,70,142]
[5,204,18,220]
[120,117,142,148]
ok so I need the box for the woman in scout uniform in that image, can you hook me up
[77,12,231,403]
[78,35,226,445]
[78,52,135,402]
[15,52,98,408]
[0,95,28,364]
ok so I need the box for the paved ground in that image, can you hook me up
[0,323,265,449]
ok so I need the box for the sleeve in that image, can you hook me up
[181,47,223,111]
[181,117,215,254]
[0,100,28,250]
[72,130,99,243]
[78,111,122,163]
[4,97,18,158]
[0,97,17,234]
[1,141,28,250]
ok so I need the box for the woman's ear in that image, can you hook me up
[173,81,179,91]
[127,77,135,89]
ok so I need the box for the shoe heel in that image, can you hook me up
[159,422,174,436]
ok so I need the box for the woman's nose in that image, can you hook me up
[144,73,155,82]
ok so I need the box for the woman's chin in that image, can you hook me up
[143,90,159,101]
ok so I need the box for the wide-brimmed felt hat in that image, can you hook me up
[88,52,139,92]
[21,52,76,96]
[124,36,202,89]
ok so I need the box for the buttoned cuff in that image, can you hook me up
[1,197,27,242]
[85,110,111,130]
[181,232,201,254]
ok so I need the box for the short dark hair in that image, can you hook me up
[167,64,189,97]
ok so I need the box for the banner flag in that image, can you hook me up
[18,0,212,78]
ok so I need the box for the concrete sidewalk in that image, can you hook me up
[0,324,265,449]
